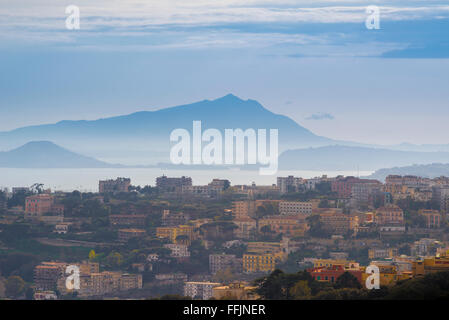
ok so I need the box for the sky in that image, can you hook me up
[0,0,449,145]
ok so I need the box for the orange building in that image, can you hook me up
[25,194,55,217]
[258,215,307,237]
[374,205,404,225]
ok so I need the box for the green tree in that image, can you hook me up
[335,272,362,289]
[5,275,26,298]
[290,280,312,300]
[106,252,123,269]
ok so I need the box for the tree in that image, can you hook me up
[5,276,25,298]
[213,268,235,283]
[290,280,312,300]
[106,252,123,269]
[335,272,362,289]
[88,250,97,260]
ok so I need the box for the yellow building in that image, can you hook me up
[361,263,412,287]
[212,283,259,300]
[412,250,449,276]
[243,254,275,273]
[156,225,195,244]
[246,242,287,262]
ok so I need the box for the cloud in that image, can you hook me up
[306,112,335,120]
[0,0,448,58]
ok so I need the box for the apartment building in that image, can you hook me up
[34,262,67,291]
[164,243,191,258]
[319,211,354,235]
[243,254,275,273]
[412,250,449,276]
[184,282,222,300]
[99,177,131,193]
[156,225,195,244]
[25,194,63,218]
[279,201,312,216]
[258,215,308,237]
[374,205,404,226]
[209,254,240,274]
[277,176,304,194]
[419,209,442,229]
[156,175,192,192]
[332,176,379,199]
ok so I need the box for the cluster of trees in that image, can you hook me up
[254,269,449,300]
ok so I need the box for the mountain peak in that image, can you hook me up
[215,93,244,102]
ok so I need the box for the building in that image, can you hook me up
[156,225,195,244]
[351,181,382,207]
[119,273,143,291]
[212,283,258,300]
[319,211,354,235]
[156,175,192,192]
[331,176,379,199]
[184,282,222,300]
[99,177,131,193]
[34,262,67,291]
[279,201,312,216]
[25,194,60,218]
[308,265,362,285]
[277,176,304,194]
[109,214,146,226]
[385,175,423,187]
[361,262,412,286]
[374,205,404,226]
[258,215,308,237]
[412,250,449,276]
[181,179,228,198]
[243,254,275,273]
[164,243,191,258]
[246,241,286,262]
[232,200,280,219]
[118,228,146,242]
[411,238,440,256]
[419,209,442,229]
[368,248,398,259]
[209,254,240,274]
[161,210,190,226]
[432,186,449,213]
[54,223,71,234]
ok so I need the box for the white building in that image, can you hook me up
[164,243,190,258]
[184,282,221,300]
[279,201,312,216]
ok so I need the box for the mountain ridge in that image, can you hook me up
[0,141,119,168]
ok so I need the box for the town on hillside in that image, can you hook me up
[1,174,449,300]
